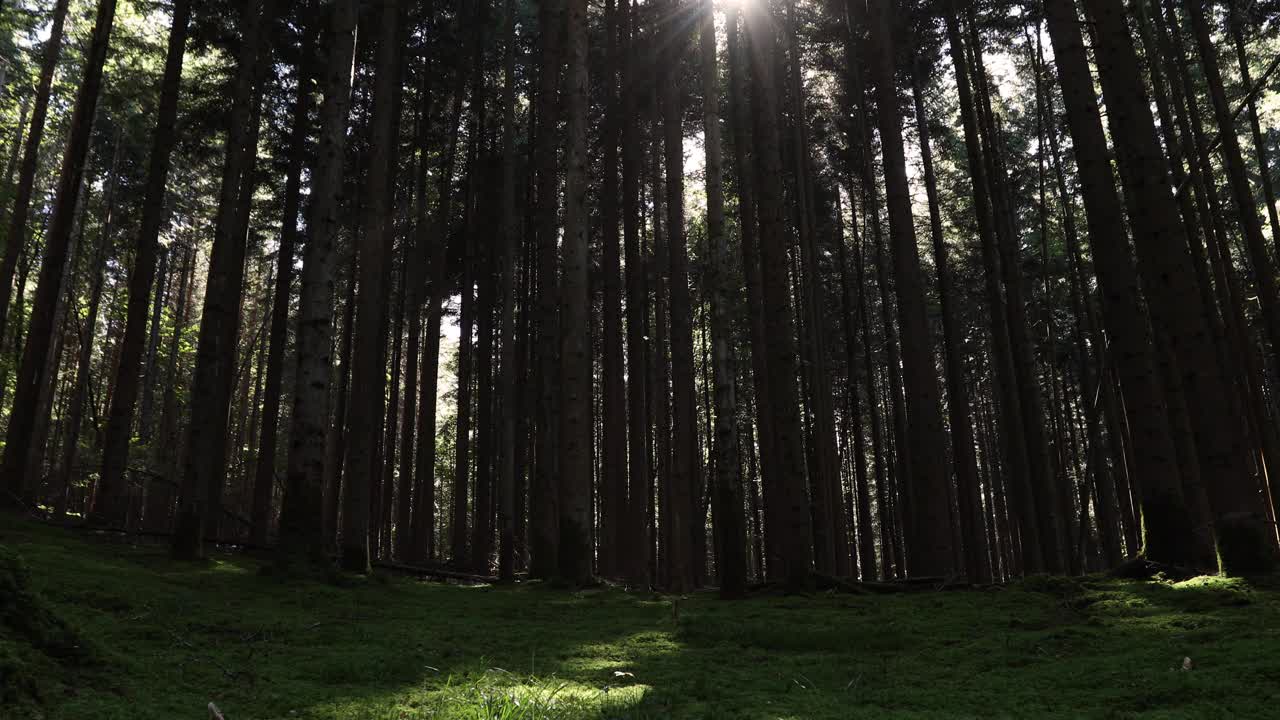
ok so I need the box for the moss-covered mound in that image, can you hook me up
[0,544,98,715]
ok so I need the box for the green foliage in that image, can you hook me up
[5,519,1280,719]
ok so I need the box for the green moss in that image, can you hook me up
[3,518,1280,719]
[0,544,101,715]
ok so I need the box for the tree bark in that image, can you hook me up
[1,0,118,511]
[622,0,652,588]
[699,0,745,598]
[250,14,316,547]
[94,0,192,526]
[497,0,519,582]
[867,0,953,577]
[0,0,69,347]
[911,63,988,582]
[1083,0,1275,572]
[1183,0,1280,367]
[529,0,564,579]
[557,0,592,585]
[744,0,814,590]
[340,0,402,573]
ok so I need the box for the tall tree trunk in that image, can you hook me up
[340,0,402,573]
[0,0,69,346]
[452,30,488,567]
[557,0,592,585]
[94,0,192,525]
[726,6,782,582]
[497,0,519,581]
[659,0,697,592]
[397,64,432,561]
[596,0,626,580]
[530,0,564,579]
[138,250,170,441]
[699,0,745,598]
[622,0,652,588]
[2,94,28,189]
[784,0,842,578]
[172,0,268,557]
[649,107,672,586]
[941,0,1043,573]
[54,163,114,520]
[472,236,496,572]
[1043,0,1198,567]
[1183,0,1280,366]
[279,0,357,565]
[867,0,953,577]
[324,251,357,547]
[250,14,315,547]
[1083,0,1275,572]
[147,244,195,532]
[835,194,877,580]
[744,0,813,590]
[377,257,405,559]
[1230,13,1280,261]
[1039,35,1123,567]
[415,42,471,564]
[1,0,118,510]
[911,63,988,582]
[968,17,1066,572]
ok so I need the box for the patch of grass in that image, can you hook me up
[3,518,1280,718]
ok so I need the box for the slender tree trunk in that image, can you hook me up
[0,0,69,346]
[1083,0,1275,572]
[472,237,496,571]
[2,94,28,190]
[744,0,814,590]
[1039,34,1123,567]
[341,0,402,574]
[1183,0,1280,366]
[659,0,697,592]
[728,6,783,582]
[54,169,114,520]
[138,250,170,440]
[377,257,405,559]
[1,0,118,510]
[835,194,877,580]
[250,15,315,547]
[968,17,1066,572]
[867,0,953,577]
[557,0,592,585]
[397,65,431,561]
[911,64,988,582]
[1231,15,1280,261]
[414,49,470,565]
[530,0,565,579]
[940,0,1043,573]
[649,110,673,586]
[146,244,195,532]
[95,0,191,517]
[594,0,626,580]
[622,0,652,588]
[698,0,745,598]
[497,0,519,581]
[452,32,489,567]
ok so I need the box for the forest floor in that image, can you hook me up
[3,520,1280,719]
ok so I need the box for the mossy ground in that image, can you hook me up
[3,518,1279,719]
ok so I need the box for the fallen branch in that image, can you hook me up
[373,559,497,584]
